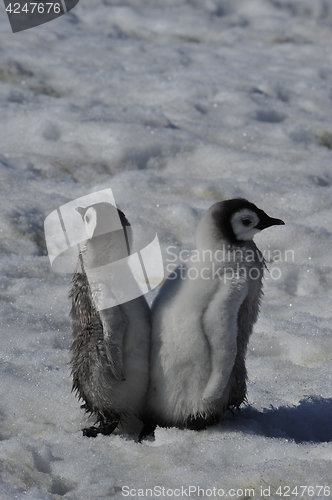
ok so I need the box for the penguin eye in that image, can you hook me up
[85,216,90,223]
[242,218,252,226]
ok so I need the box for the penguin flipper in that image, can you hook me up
[203,373,229,403]
[202,278,249,403]
[99,306,129,382]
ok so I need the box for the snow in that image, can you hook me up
[0,0,331,498]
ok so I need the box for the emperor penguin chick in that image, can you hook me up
[69,202,151,437]
[145,198,284,433]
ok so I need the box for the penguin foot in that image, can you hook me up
[184,415,219,431]
[99,420,119,435]
[82,420,119,437]
[82,426,99,438]
[185,416,207,431]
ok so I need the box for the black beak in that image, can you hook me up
[256,213,285,231]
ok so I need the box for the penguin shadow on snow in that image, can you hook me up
[218,396,332,443]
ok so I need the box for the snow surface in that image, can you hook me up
[0,0,331,498]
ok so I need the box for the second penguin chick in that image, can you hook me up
[69,202,151,437]
[144,198,284,435]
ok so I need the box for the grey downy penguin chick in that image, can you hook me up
[69,202,151,437]
[143,198,284,436]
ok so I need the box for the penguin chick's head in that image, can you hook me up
[76,202,130,240]
[211,198,285,244]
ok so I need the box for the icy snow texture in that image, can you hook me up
[0,0,331,498]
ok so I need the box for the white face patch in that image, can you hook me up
[231,208,260,241]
